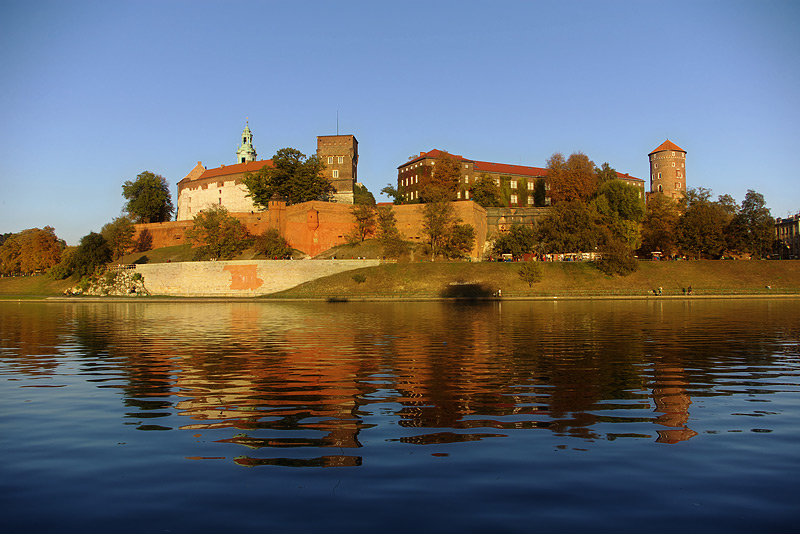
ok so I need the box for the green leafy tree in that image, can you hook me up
[72,232,112,277]
[444,223,476,259]
[547,152,598,203]
[597,237,639,276]
[186,206,249,260]
[492,224,536,258]
[381,183,405,205]
[676,188,735,259]
[730,190,773,257]
[50,246,77,279]
[353,183,376,205]
[593,180,645,223]
[347,204,377,243]
[533,178,547,207]
[640,193,680,256]
[469,174,501,207]
[122,171,174,223]
[101,216,135,260]
[518,262,543,287]
[422,200,458,259]
[537,200,606,253]
[376,205,408,258]
[254,228,291,259]
[243,148,332,208]
[595,162,618,187]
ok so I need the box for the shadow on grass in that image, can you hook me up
[439,283,494,299]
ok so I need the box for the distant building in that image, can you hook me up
[397,149,644,206]
[649,139,686,198]
[774,214,799,259]
[176,124,357,221]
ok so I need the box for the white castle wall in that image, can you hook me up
[135,259,379,296]
[177,180,257,221]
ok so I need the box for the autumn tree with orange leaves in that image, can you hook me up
[546,152,598,203]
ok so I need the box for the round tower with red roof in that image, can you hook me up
[648,140,686,199]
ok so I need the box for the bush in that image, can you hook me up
[352,274,366,284]
[596,239,639,276]
[254,228,291,258]
[518,262,543,287]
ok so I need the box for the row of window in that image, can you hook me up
[653,162,685,168]
[326,156,346,164]
[650,151,685,160]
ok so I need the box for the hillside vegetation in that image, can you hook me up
[3,253,799,299]
[271,259,800,299]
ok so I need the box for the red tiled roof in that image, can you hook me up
[400,148,641,182]
[616,172,644,183]
[649,139,685,155]
[398,149,471,168]
[189,159,273,182]
[473,160,547,178]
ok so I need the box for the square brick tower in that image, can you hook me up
[317,135,358,204]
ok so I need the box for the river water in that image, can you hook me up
[1,299,798,533]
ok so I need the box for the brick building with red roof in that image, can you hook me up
[397,149,644,207]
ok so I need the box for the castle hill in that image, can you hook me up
[1,124,799,299]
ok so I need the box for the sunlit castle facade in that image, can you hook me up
[649,139,686,199]
[176,123,272,221]
[176,124,357,221]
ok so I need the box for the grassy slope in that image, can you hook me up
[275,259,800,298]
[4,244,800,298]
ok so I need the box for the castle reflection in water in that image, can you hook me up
[4,299,797,465]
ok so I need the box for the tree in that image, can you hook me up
[421,152,460,202]
[381,183,405,205]
[469,174,501,207]
[376,205,408,258]
[595,162,618,187]
[254,228,291,259]
[347,204,377,243]
[640,193,680,257]
[518,262,543,287]
[730,190,773,257]
[353,183,376,206]
[533,178,547,207]
[593,180,645,223]
[676,188,734,258]
[0,227,63,275]
[122,171,174,223]
[72,232,112,277]
[597,237,639,276]
[492,224,536,258]
[422,200,458,259]
[101,216,135,260]
[186,206,249,260]
[444,223,476,259]
[243,148,332,208]
[547,152,598,203]
[537,200,606,253]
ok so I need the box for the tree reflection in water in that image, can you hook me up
[3,298,798,466]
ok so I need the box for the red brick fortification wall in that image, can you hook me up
[133,200,487,259]
[391,201,487,259]
[133,200,356,257]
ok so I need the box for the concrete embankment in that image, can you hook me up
[134,259,379,297]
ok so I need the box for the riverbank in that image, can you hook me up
[2,259,799,300]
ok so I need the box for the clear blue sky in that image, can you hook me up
[1,0,798,245]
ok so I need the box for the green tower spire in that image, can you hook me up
[236,120,257,163]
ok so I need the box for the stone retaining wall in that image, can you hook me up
[135,259,379,297]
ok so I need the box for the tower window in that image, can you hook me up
[338,156,344,164]
[332,170,339,178]
[328,156,333,164]
[243,137,247,144]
